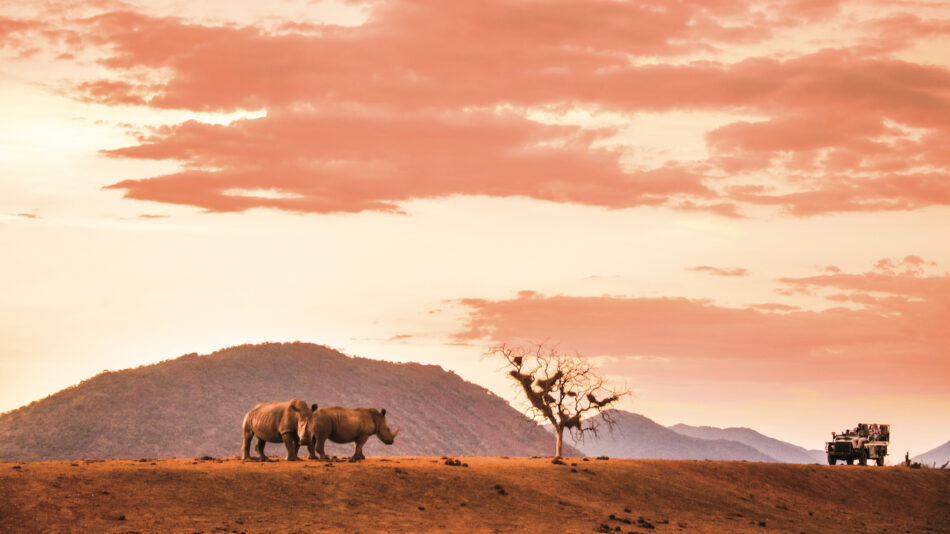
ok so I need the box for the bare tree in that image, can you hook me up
[487,343,629,459]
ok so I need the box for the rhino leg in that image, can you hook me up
[241,429,254,461]
[256,437,269,461]
[315,436,329,460]
[282,432,300,461]
[352,435,369,461]
[306,439,317,460]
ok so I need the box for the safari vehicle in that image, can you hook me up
[826,423,889,466]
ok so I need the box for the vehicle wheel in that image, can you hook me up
[846,458,853,465]
[827,455,836,465]
[876,458,884,466]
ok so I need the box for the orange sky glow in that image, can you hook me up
[2,0,950,460]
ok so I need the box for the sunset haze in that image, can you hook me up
[2,0,950,462]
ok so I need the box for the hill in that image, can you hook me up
[669,424,825,464]
[0,342,579,461]
[914,440,950,467]
[2,457,947,533]
[560,410,778,461]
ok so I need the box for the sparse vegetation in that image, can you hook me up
[488,343,629,459]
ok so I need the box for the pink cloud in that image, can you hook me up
[707,113,891,157]
[727,173,950,216]
[0,17,44,51]
[864,13,950,51]
[103,109,713,213]
[872,255,937,276]
[455,261,950,392]
[0,17,32,39]
[748,303,800,311]
[780,256,942,297]
[8,1,948,216]
[686,265,750,277]
[74,79,152,106]
[69,14,950,121]
[671,200,746,218]
[71,2,786,109]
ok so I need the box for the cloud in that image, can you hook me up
[103,109,713,213]
[686,265,750,277]
[70,11,950,117]
[0,17,34,40]
[10,1,950,216]
[779,256,942,299]
[74,80,152,106]
[728,173,950,216]
[872,255,937,276]
[748,303,799,311]
[68,3,784,111]
[455,260,950,392]
[864,13,950,52]
[0,16,45,54]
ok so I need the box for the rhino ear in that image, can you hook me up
[311,403,318,411]
[380,408,386,417]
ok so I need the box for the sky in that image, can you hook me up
[2,0,950,461]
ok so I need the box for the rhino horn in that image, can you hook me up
[393,429,399,438]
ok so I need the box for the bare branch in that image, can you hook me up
[487,342,631,458]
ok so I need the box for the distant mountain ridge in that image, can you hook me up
[669,424,825,464]
[558,410,779,462]
[913,440,950,467]
[0,342,579,461]
[553,410,826,463]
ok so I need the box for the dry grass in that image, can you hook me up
[2,457,949,533]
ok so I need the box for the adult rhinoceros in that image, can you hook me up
[241,399,317,461]
[307,407,399,460]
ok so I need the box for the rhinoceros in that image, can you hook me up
[241,399,317,461]
[306,407,399,460]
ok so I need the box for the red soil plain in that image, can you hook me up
[1,456,948,533]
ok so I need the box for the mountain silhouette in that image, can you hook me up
[0,342,579,461]
[669,423,824,464]
[559,410,778,461]
[913,439,950,467]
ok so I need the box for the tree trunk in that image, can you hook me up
[555,425,564,458]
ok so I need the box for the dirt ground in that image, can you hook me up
[1,456,948,533]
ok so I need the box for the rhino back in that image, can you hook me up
[245,401,291,443]
[319,407,376,443]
